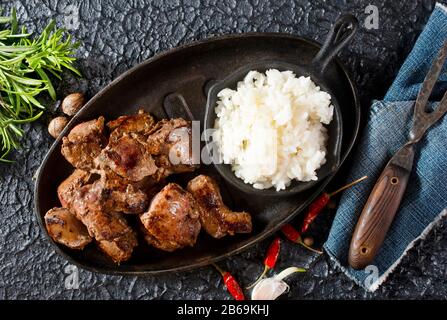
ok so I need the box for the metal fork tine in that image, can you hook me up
[409,42,447,143]
[414,40,447,119]
[410,90,447,142]
[431,90,447,120]
[416,90,447,140]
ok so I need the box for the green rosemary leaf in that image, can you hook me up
[10,8,17,34]
[35,68,55,100]
[0,16,11,24]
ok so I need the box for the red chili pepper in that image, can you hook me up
[281,223,322,254]
[281,224,301,243]
[280,176,367,254]
[300,193,330,233]
[247,237,281,289]
[222,272,245,300]
[301,176,368,234]
[264,237,281,269]
[212,264,245,300]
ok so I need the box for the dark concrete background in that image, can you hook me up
[1,0,446,299]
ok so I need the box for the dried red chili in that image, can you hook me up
[281,176,367,254]
[281,223,322,254]
[300,193,330,233]
[264,237,281,269]
[212,263,245,300]
[281,223,301,243]
[301,175,368,234]
[247,237,281,289]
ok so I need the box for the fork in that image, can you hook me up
[348,40,447,269]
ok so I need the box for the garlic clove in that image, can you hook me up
[251,278,289,300]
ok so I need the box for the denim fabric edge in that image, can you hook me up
[324,208,447,292]
[368,208,447,291]
[323,247,370,291]
[436,2,447,14]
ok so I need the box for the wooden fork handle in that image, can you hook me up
[348,162,411,269]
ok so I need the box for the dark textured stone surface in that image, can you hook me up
[1,0,446,300]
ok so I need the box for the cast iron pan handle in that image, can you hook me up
[311,14,358,74]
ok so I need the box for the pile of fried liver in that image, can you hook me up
[45,109,252,263]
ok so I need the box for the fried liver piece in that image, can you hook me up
[92,211,138,263]
[44,207,92,250]
[107,109,156,142]
[57,168,144,261]
[146,118,198,180]
[70,183,138,263]
[94,169,148,214]
[58,168,148,215]
[61,117,107,170]
[140,183,201,252]
[96,109,158,183]
[97,133,157,182]
[187,175,252,239]
[58,169,93,208]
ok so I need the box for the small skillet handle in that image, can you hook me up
[348,155,413,270]
[311,14,358,74]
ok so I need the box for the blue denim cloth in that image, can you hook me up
[324,3,447,291]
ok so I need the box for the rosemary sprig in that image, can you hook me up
[0,8,80,162]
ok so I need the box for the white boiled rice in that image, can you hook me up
[212,69,333,191]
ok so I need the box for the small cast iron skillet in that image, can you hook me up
[205,14,358,196]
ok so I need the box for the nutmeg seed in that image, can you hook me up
[48,116,69,138]
[61,92,85,116]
